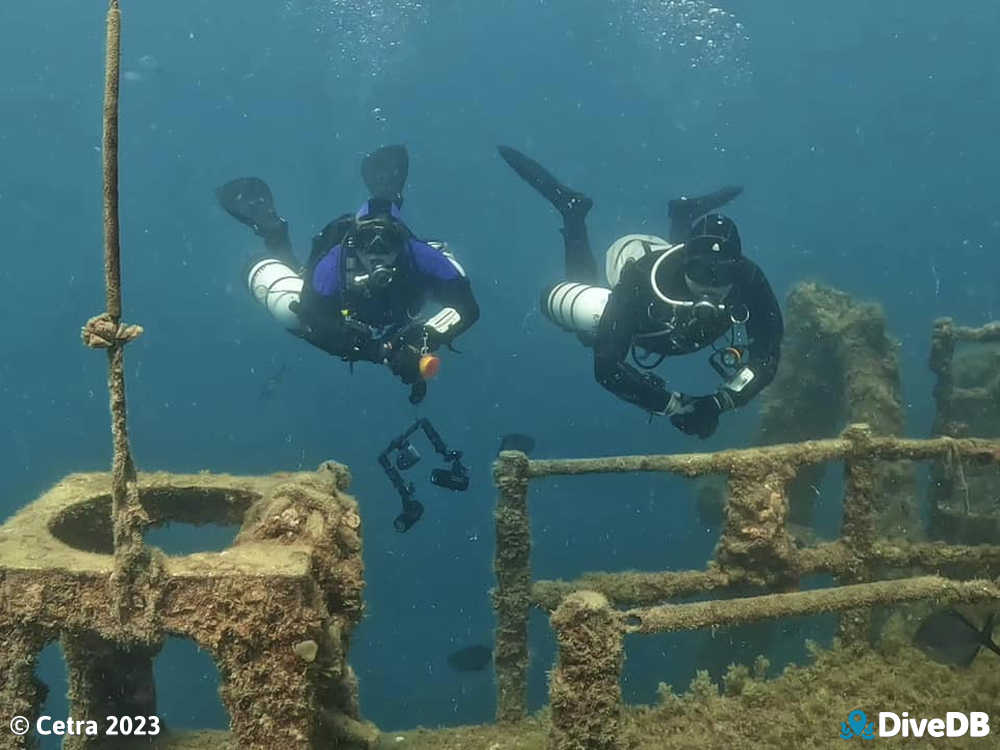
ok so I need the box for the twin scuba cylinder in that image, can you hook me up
[248,233,728,361]
[542,282,611,335]
[246,240,457,331]
[247,258,303,331]
[542,234,676,336]
[246,256,442,381]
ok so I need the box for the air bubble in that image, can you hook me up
[283,0,429,80]
[611,0,752,85]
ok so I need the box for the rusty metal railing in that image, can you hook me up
[491,424,1000,748]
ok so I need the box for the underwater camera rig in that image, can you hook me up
[378,418,469,532]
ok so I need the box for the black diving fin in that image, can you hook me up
[667,185,743,242]
[215,176,293,262]
[497,145,592,221]
[361,144,409,207]
[216,177,283,236]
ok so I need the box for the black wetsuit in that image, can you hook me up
[593,247,783,413]
[554,197,782,417]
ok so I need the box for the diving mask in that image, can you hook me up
[345,216,405,291]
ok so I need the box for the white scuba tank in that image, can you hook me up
[542,235,682,336]
[542,282,612,335]
[605,234,676,288]
[247,258,304,330]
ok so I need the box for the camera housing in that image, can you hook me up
[430,466,469,492]
[395,442,421,470]
[394,499,424,533]
[379,419,471,532]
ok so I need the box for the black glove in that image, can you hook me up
[384,324,430,385]
[408,381,427,404]
[340,318,384,362]
[669,394,723,439]
[392,323,431,351]
[387,344,422,384]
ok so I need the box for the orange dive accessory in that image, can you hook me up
[418,354,440,380]
[709,345,744,379]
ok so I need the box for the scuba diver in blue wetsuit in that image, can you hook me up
[498,146,783,439]
[217,145,480,404]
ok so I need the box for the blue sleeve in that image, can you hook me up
[409,239,464,281]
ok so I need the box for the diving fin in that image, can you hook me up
[361,145,408,207]
[216,177,294,263]
[668,185,743,239]
[216,177,284,236]
[497,145,592,221]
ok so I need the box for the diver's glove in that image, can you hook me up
[386,345,422,385]
[343,325,384,363]
[289,302,381,362]
[669,394,724,439]
[383,326,427,385]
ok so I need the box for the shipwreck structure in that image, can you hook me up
[492,423,1000,749]
[0,467,375,750]
[1,4,375,748]
[487,306,1000,749]
[929,318,1000,542]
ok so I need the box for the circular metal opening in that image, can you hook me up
[47,487,259,555]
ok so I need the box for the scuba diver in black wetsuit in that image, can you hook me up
[217,145,480,404]
[497,146,783,439]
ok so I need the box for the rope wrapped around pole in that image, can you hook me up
[81,0,159,634]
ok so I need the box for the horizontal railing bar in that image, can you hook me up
[872,540,1000,569]
[521,436,1000,479]
[532,568,737,611]
[530,542,1000,610]
[621,576,1000,634]
[953,323,1000,342]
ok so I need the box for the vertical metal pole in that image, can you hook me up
[492,451,531,722]
[549,592,623,750]
[838,424,876,646]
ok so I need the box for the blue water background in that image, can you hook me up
[2,0,998,740]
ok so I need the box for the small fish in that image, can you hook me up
[914,609,1000,667]
[447,644,492,672]
[259,364,287,401]
[498,433,535,455]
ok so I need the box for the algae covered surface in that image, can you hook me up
[382,639,1000,749]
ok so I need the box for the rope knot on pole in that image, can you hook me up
[81,312,143,349]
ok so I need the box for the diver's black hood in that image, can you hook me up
[684,213,741,286]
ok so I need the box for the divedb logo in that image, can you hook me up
[879,712,990,739]
[840,709,991,740]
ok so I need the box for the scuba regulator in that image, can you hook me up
[343,214,407,296]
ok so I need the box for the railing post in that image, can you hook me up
[715,460,797,585]
[61,633,160,750]
[927,318,958,534]
[929,318,957,438]
[492,450,532,723]
[549,591,623,750]
[0,627,49,750]
[838,423,877,646]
